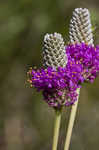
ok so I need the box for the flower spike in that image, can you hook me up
[64,8,94,150]
[69,8,93,45]
[43,32,67,68]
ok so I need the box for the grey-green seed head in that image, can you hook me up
[42,32,67,68]
[69,8,94,45]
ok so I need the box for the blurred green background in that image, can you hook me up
[0,0,99,150]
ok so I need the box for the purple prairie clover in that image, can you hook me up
[27,42,99,108]
[27,32,82,108]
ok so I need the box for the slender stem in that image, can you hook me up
[64,88,80,150]
[52,109,62,150]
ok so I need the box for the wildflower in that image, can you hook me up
[28,33,80,108]
[28,42,99,108]
[27,9,99,109]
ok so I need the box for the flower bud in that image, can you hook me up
[43,32,67,68]
[69,8,93,45]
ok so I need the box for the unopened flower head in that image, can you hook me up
[42,33,67,68]
[69,8,93,45]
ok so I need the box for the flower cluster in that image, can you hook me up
[27,43,99,108]
[27,66,80,108]
[66,43,99,83]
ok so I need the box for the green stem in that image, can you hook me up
[64,88,80,150]
[52,109,62,150]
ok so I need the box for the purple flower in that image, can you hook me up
[27,43,99,108]
[66,43,99,82]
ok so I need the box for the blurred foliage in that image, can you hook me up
[0,0,99,150]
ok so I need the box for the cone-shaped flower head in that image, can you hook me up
[69,8,93,45]
[28,33,81,108]
[42,33,68,107]
[67,8,99,83]
[43,32,67,68]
